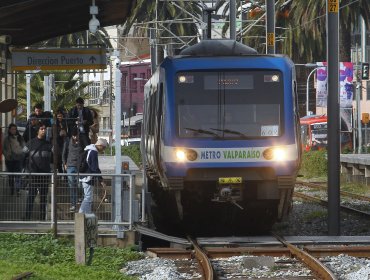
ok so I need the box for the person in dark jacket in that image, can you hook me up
[68,97,93,149]
[3,123,25,195]
[23,114,39,143]
[55,110,69,173]
[24,104,51,142]
[23,122,53,220]
[79,138,107,214]
[62,128,84,212]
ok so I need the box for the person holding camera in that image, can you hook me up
[68,97,93,149]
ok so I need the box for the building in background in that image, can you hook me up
[120,62,151,138]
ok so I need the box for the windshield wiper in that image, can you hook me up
[211,128,248,138]
[185,127,221,138]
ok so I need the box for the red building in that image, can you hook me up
[120,62,151,137]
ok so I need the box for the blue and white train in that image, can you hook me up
[142,40,302,235]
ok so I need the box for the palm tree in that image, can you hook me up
[121,0,201,52]
[287,0,370,63]
[31,29,112,49]
[17,71,90,120]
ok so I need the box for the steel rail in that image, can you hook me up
[294,192,370,218]
[296,181,370,202]
[188,237,214,280]
[273,234,338,280]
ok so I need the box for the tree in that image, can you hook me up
[121,0,201,52]
[287,0,370,63]
[31,29,112,50]
[17,71,91,119]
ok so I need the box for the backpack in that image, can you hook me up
[78,150,90,173]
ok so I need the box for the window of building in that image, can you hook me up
[131,74,137,92]
[103,117,109,130]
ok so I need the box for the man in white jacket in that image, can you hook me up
[79,138,107,214]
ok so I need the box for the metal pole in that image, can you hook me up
[327,0,340,236]
[306,68,319,116]
[52,116,58,238]
[356,82,362,153]
[128,67,132,137]
[206,9,212,39]
[229,0,236,40]
[149,25,157,74]
[266,0,275,54]
[109,56,113,155]
[355,44,362,153]
[114,55,123,234]
[365,124,368,153]
[26,74,31,118]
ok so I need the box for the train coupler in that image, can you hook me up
[212,180,244,210]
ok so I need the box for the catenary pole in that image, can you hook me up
[229,0,236,40]
[266,0,275,54]
[327,0,340,235]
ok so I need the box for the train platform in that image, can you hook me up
[340,153,370,185]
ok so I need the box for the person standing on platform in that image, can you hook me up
[68,97,93,149]
[3,123,25,195]
[79,138,107,214]
[62,128,84,213]
[23,122,53,220]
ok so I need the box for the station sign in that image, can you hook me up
[11,48,107,71]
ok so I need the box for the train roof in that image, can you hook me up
[179,39,258,56]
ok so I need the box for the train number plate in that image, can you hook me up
[218,177,242,184]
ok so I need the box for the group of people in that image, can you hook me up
[2,97,107,220]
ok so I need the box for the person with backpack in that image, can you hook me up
[62,128,84,213]
[78,138,107,214]
[23,122,53,220]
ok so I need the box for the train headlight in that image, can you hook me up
[272,148,286,161]
[263,147,286,161]
[175,149,198,162]
[176,150,186,161]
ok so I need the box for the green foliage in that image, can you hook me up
[122,145,142,168]
[300,150,327,179]
[109,145,142,168]
[0,233,142,280]
[341,181,369,196]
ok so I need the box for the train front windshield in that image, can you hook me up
[175,71,284,138]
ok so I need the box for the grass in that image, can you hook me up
[341,181,370,196]
[0,233,142,280]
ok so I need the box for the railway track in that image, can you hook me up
[296,181,370,202]
[145,235,370,279]
[294,181,370,217]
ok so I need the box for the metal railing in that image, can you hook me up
[0,172,142,231]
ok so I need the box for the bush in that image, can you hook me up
[108,145,142,168]
[300,149,327,178]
